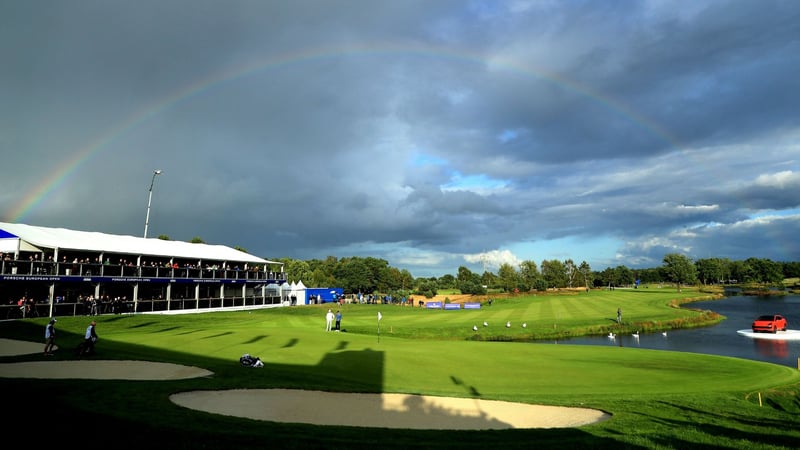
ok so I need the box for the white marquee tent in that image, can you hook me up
[0,221,278,266]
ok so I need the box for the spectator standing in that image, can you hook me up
[617,307,622,324]
[89,296,98,316]
[44,318,56,356]
[335,310,342,331]
[325,309,334,332]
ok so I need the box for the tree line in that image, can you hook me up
[267,254,800,299]
[159,235,799,297]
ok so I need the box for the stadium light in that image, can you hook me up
[143,169,163,238]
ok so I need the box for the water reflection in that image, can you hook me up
[753,338,789,359]
[541,294,800,368]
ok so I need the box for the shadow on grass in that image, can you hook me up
[634,400,800,449]
[8,379,628,450]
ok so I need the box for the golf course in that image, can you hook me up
[1,287,799,449]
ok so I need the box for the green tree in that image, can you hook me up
[599,267,617,288]
[437,274,457,290]
[334,258,372,294]
[729,259,753,283]
[362,257,392,293]
[480,271,498,290]
[695,258,724,285]
[455,266,485,294]
[532,278,548,291]
[456,266,474,285]
[563,259,577,288]
[783,261,800,278]
[458,280,486,295]
[614,265,634,287]
[541,259,567,289]
[636,267,662,285]
[397,268,414,293]
[280,258,311,284]
[497,263,519,292]
[518,260,540,292]
[306,257,337,288]
[745,257,783,284]
[662,253,697,292]
[414,279,438,298]
[578,261,592,290]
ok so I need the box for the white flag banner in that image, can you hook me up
[377,312,382,321]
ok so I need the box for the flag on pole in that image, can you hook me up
[377,311,382,342]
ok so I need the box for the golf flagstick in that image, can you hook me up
[377,311,382,342]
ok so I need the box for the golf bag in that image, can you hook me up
[239,353,264,368]
[75,337,97,356]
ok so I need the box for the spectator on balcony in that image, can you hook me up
[1,252,10,274]
[45,255,55,274]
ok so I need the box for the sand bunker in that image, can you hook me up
[0,338,49,356]
[0,338,610,429]
[171,388,610,429]
[0,359,213,380]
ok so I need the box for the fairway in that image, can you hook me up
[1,289,799,449]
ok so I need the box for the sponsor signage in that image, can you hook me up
[444,303,461,310]
[1,275,62,281]
[463,302,481,309]
[425,301,443,309]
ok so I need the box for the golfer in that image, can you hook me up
[82,320,98,355]
[325,309,334,332]
[44,318,56,356]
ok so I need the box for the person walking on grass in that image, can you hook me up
[82,320,98,355]
[617,307,622,325]
[44,318,56,356]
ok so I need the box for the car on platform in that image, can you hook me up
[751,314,787,333]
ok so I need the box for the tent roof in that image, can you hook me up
[0,222,277,265]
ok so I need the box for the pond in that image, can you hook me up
[540,294,800,368]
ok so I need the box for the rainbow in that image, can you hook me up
[4,42,684,222]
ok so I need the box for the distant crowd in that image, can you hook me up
[0,251,283,280]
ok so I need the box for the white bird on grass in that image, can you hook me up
[506,321,511,328]
[483,321,488,327]
[522,323,527,328]
[473,325,478,332]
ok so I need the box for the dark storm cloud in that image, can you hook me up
[2,1,798,277]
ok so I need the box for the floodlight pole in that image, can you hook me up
[143,169,163,238]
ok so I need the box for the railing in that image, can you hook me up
[0,259,285,281]
[133,296,284,313]
[1,295,286,320]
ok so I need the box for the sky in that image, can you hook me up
[1,1,799,278]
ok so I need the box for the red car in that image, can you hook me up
[751,314,788,333]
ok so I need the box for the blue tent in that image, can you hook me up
[306,287,343,303]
